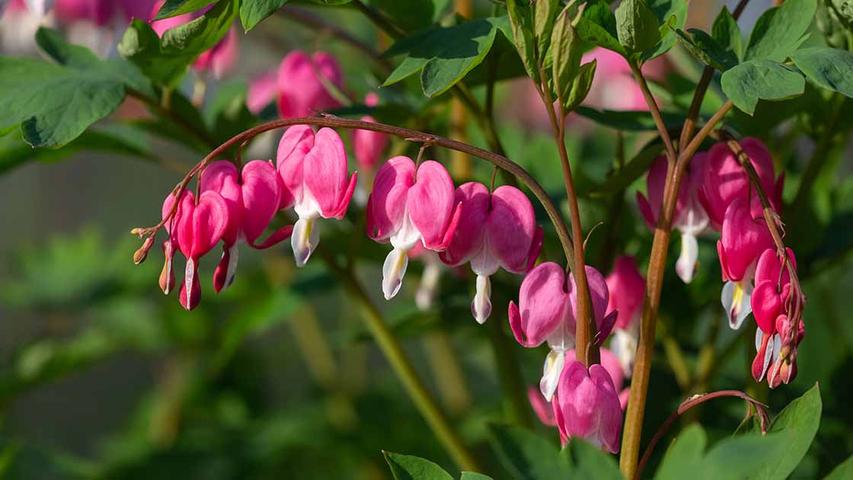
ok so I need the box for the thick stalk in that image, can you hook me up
[620,100,734,477]
[536,65,595,365]
[322,251,481,471]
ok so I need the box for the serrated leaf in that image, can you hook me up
[712,7,743,60]
[155,0,215,19]
[383,452,453,480]
[239,0,288,31]
[576,0,626,55]
[615,0,661,54]
[751,384,822,480]
[721,59,805,115]
[745,0,818,62]
[791,47,853,97]
[562,60,596,112]
[488,424,571,480]
[383,17,503,97]
[675,28,738,71]
[0,28,150,148]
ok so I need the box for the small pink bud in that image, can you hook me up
[552,360,622,452]
[133,235,155,264]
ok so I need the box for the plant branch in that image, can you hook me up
[620,99,734,478]
[630,62,677,164]
[535,62,596,365]
[126,88,217,149]
[634,390,770,480]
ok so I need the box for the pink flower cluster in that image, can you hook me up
[159,127,356,310]
[636,138,803,387]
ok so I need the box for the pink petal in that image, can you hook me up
[366,156,415,241]
[488,185,538,273]
[570,265,610,327]
[200,160,242,245]
[247,70,278,114]
[605,256,645,331]
[407,160,456,251]
[510,262,570,348]
[439,182,490,267]
[354,115,389,170]
[528,386,557,427]
[276,125,315,209]
[303,128,351,218]
[718,198,773,281]
[241,160,282,247]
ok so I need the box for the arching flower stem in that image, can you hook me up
[132,115,576,273]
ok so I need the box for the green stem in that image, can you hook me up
[322,251,481,471]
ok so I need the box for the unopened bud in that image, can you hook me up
[133,236,155,264]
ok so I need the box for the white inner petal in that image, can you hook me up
[291,217,320,267]
[675,232,699,284]
[471,274,492,324]
[540,349,566,402]
[415,256,442,311]
[390,210,423,251]
[382,247,409,300]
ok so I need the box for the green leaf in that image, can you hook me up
[720,59,805,115]
[155,0,216,19]
[368,0,435,32]
[562,60,596,112]
[575,107,685,131]
[642,0,688,60]
[675,28,738,71]
[505,0,539,81]
[701,434,787,479]
[615,0,661,55]
[383,17,503,97]
[576,0,625,56]
[383,452,453,480]
[654,424,707,480]
[533,0,559,55]
[712,7,743,60]
[459,473,492,480]
[745,0,818,62]
[240,0,289,31]
[550,7,582,102]
[0,29,149,148]
[791,47,853,97]
[488,424,571,480]
[824,454,853,480]
[119,0,238,87]
[567,440,622,479]
[751,384,822,480]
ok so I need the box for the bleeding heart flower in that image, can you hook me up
[277,126,357,267]
[247,70,278,114]
[605,256,645,377]
[353,93,389,170]
[409,244,443,311]
[367,156,460,300]
[200,161,242,292]
[508,262,617,400]
[552,360,623,452]
[700,137,783,229]
[637,154,709,283]
[439,182,542,324]
[172,190,229,310]
[717,198,774,329]
[276,50,343,119]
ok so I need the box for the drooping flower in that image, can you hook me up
[700,138,783,229]
[508,263,617,400]
[439,182,542,324]
[366,156,460,300]
[247,70,278,114]
[605,256,645,377]
[200,159,292,291]
[717,198,774,329]
[409,243,444,311]
[277,126,357,267]
[552,360,623,452]
[353,93,389,171]
[276,50,343,119]
[165,190,229,310]
[750,248,804,387]
[637,154,710,283]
